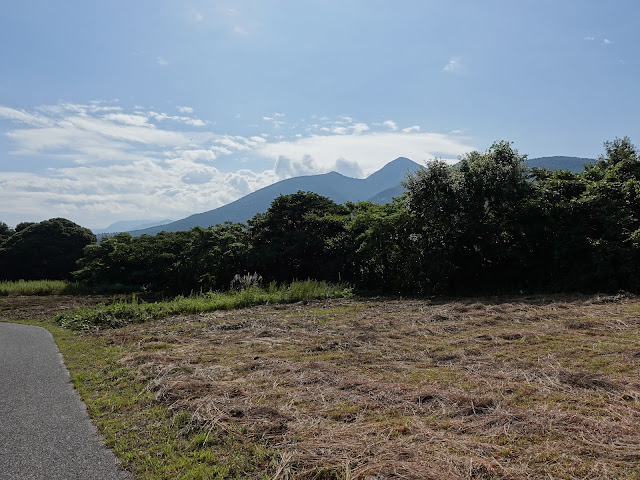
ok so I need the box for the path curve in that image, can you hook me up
[0,322,131,479]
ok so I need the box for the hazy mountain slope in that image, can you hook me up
[526,156,593,173]
[93,219,173,235]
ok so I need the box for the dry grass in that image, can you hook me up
[96,294,640,479]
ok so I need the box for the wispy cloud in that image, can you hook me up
[383,120,398,131]
[191,10,204,23]
[0,102,474,228]
[584,35,614,46]
[0,106,54,127]
[443,57,465,74]
[156,56,169,66]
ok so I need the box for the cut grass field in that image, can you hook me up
[3,293,640,479]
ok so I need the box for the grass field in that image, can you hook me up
[0,279,84,296]
[3,293,640,479]
[0,279,135,296]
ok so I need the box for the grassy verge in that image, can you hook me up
[55,280,352,330]
[18,318,278,479]
[0,280,85,296]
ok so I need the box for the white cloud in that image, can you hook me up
[0,102,474,228]
[334,158,363,178]
[402,126,420,133]
[0,106,53,127]
[177,106,194,114]
[149,111,208,127]
[383,120,398,131]
[320,122,369,135]
[259,130,474,177]
[584,35,614,46]
[156,56,169,66]
[103,113,152,127]
[443,57,465,73]
[352,123,369,134]
[274,155,317,179]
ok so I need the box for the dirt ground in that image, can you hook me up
[4,294,640,479]
[0,295,110,321]
[99,294,640,479]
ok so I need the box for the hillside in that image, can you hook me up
[526,155,593,173]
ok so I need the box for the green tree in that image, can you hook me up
[0,218,95,280]
[15,222,36,232]
[0,221,13,245]
[404,141,534,292]
[249,191,349,282]
[346,200,421,292]
[74,223,250,293]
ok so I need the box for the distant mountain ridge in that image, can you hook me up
[93,219,174,235]
[120,155,593,237]
[127,157,421,236]
[525,156,593,173]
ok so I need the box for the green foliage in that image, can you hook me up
[249,191,350,282]
[0,218,96,281]
[55,280,351,330]
[74,222,249,294]
[0,221,14,246]
[403,141,535,292]
[15,221,36,232]
[346,200,421,292]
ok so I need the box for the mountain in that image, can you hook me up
[93,219,174,235]
[127,157,422,236]
[526,156,593,173]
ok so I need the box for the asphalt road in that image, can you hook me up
[0,322,131,480]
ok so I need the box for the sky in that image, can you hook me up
[1,0,638,229]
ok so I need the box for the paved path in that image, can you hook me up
[0,323,131,479]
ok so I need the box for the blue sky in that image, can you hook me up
[1,0,638,229]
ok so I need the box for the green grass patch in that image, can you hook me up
[55,280,353,330]
[0,279,85,296]
[0,279,137,296]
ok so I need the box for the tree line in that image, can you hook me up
[2,137,639,295]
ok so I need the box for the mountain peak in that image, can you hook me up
[364,157,422,190]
